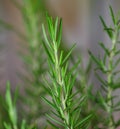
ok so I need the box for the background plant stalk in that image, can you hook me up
[107,26,119,129]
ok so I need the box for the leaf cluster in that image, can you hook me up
[12,0,48,125]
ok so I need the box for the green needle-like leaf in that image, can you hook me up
[62,44,76,65]
[99,16,113,39]
[109,6,116,25]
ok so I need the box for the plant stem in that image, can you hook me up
[107,25,119,129]
[43,17,91,129]
[54,42,72,129]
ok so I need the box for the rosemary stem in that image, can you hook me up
[107,26,118,129]
[54,42,72,129]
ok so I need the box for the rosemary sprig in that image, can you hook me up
[89,6,120,129]
[42,15,91,129]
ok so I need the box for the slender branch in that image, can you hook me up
[107,25,119,129]
[53,33,72,129]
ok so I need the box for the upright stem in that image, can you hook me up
[107,26,119,129]
[54,42,72,129]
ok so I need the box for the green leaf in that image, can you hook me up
[4,122,12,129]
[69,58,80,74]
[46,114,65,127]
[113,57,120,69]
[42,24,50,47]
[85,59,92,74]
[98,92,108,111]
[5,82,13,111]
[47,120,59,129]
[88,51,101,66]
[115,119,120,128]
[59,51,64,66]
[99,16,113,39]
[5,82,17,126]
[13,87,19,107]
[46,15,54,40]
[74,114,92,128]
[42,40,54,63]
[51,111,61,119]
[62,44,76,65]
[41,96,57,110]
[109,6,116,25]
[99,42,110,56]
[68,71,78,94]
[21,120,26,129]
[54,17,59,40]
[112,81,120,89]
[57,18,62,48]
[95,72,107,87]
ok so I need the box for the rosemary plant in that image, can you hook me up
[76,60,99,128]
[0,0,47,126]
[42,16,91,129]
[89,6,120,129]
[72,57,103,129]
[20,0,47,123]
[2,82,26,129]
